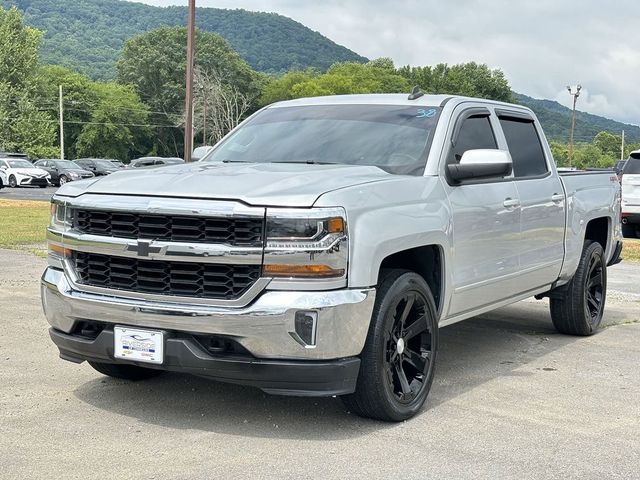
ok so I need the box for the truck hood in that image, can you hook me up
[56,162,393,207]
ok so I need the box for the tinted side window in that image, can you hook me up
[499,118,548,178]
[624,158,640,174]
[450,115,497,164]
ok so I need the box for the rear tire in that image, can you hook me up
[342,269,438,421]
[88,361,164,381]
[550,241,606,336]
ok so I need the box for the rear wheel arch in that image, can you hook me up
[584,216,609,251]
[377,245,444,317]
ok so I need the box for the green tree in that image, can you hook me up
[593,131,622,159]
[397,62,512,102]
[34,65,151,160]
[261,59,410,105]
[117,26,262,155]
[0,6,57,158]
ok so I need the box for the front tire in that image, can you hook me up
[88,361,164,381]
[550,241,606,336]
[58,175,68,186]
[8,175,17,188]
[342,269,438,421]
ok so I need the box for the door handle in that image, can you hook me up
[551,193,564,203]
[503,198,521,209]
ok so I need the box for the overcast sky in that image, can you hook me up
[136,0,640,126]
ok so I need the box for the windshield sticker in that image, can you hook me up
[416,108,437,118]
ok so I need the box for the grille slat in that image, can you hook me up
[74,252,260,300]
[74,209,263,246]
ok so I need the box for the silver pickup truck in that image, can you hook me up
[42,93,623,421]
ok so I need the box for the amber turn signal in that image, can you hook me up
[327,217,344,234]
[263,264,345,278]
[48,243,72,258]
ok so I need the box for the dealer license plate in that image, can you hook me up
[114,326,164,364]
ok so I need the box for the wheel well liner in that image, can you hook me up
[584,217,609,251]
[379,245,443,314]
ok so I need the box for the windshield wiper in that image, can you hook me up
[272,160,340,165]
[221,159,253,163]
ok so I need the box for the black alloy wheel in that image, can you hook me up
[383,292,434,404]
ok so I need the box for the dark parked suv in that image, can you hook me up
[74,158,120,176]
[33,160,94,186]
[129,157,185,169]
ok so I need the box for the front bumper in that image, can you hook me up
[49,327,361,396]
[41,267,375,361]
[17,174,49,186]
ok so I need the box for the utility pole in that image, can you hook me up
[59,85,65,160]
[183,0,196,162]
[567,84,581,168]
[621,130,625,160]
[202,98,207,146]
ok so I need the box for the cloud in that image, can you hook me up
[134,0,640,126]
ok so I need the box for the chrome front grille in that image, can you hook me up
[73,209,264,246]
[74,251,261,300]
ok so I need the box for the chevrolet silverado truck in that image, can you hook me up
[41,93,623,421]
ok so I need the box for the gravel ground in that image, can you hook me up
[0,186,57,202]
[0,249,638,480]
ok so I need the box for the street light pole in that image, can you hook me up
[567,84,581,168]
[183,0,196,162]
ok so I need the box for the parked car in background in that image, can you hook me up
[33,159,94,186]
[192,146,214,161]
[129,157,185,169]
[109,160,127,169]
[0,157,50,187]
[74,158,119,176]
[621,151,640,238]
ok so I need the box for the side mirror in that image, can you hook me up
[448,149,513,183]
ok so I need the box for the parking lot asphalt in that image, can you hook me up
[1,249,639,480]
[0,186,58,201]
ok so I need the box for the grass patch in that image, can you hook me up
[622,238,640,262]
[0,199,50,251]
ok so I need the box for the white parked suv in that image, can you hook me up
[621,150,640,238]
[0,157,50,188]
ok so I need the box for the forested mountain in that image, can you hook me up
[5,0,367,79]
[514,93,640,144]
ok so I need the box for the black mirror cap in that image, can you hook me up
[448,161,512,183]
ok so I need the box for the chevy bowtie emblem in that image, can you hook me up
[127,240,162,257]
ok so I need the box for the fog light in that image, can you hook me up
[292,310,317,347]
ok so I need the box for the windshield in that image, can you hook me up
[54,160,82,169]
[202,104,441,175]
[7,159,35,168]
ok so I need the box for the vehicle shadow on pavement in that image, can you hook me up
[72,300,627,439]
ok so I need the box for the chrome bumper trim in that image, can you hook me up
[41,267,375,360]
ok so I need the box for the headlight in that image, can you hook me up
[69,171,79,178]
[263,207,347,282]
[48,199,73,265]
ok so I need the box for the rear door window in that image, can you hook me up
[499,117,548,178]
